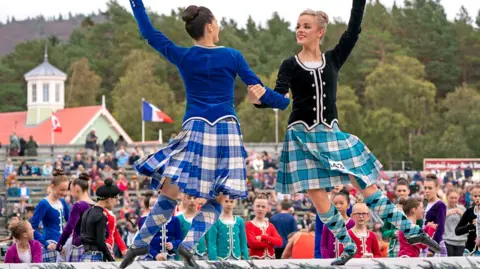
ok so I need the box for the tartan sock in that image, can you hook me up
[364,190,421,237]
[318,204,356,254]
[181,199,222,251]
[133,194,177,248]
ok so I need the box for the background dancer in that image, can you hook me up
[121,0,289,267]
[249,0,440,264]
[207,198,249,260]
[56,173,94,262]
[30,169,70,263]
[80,179,121,262]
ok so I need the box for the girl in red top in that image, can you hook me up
[344,203,381,258]
[398,197,436,258]
[246,194,282,259]
[104,209,128,258]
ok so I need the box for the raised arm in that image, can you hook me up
[235,50,290,110]
[129,0,187,65]
[330,0,367,69]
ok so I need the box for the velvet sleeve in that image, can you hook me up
[114,226,127,253]
[314,214,323,258]
[32,240,43,263]
[254,59,291,109]
[171,217,183,252]
[57,203,81,251]
[129,0,187,65]
[30,199,48,247]
[330,0,366,69]
[237,218,250,259]
[4,245,15,263]
[206,222,218,260]
[235,50,290,110]
[96,215,114,262]
[245,222,270,249]
[261,224,283,247]
[433,203,446,244]
[455,208,475,236]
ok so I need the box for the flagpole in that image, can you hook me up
[142,98,145,143]
[51,110,54,145]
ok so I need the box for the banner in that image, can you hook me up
[423,158,480,171]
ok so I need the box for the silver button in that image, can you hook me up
[324,106,326,110]
[323,82,326,85]
[311,84,315,87]
[313,108,316,111]
[310,72,313,75]
[324,118,327,122]
[313,120,317,123]
[313,96,316,99]
[321,70,323,73]
[323,94,326,98]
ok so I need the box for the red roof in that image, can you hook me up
[0,106,102,145]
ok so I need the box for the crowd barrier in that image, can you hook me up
[0,257,478,268]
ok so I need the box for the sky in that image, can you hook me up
[1,0,479,28]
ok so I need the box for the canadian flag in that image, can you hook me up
[51,112,62,133]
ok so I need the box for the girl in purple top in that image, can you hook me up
[423,174,447,257]
[56,173,94,262]
[321,190,355,258]
[5,221,42,263]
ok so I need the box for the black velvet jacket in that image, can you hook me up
[256,0,366,130]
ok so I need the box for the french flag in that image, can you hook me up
[142,100,173,123]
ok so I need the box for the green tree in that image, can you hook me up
[0,83,26,112]
[65,58,101,107]
[336,85,364,137]
[112,51,181,141]
[363,108,410,170]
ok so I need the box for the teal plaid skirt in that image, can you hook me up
[276,123,382,194]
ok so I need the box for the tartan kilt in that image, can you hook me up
[42,240,58,263]
[81,251,104,262]
[69,245,84,262]
[276,122,382,194]
[134,118,248,199]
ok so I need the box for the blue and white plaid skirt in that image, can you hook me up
[42,240,58,263]
[69,245,84,262]
[81,251,104,262]
[276,122,382,194]
[135,118,248,199]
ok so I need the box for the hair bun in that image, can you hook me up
[78,172,90,182]
[398,197,408,206]
[317,11,329,24]
[104,178,114,187]
[52,168,65,177]
[182,5,200,22]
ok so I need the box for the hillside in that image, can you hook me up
[0,15,105,55]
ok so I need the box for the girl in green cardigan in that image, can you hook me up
[176,195,207,260]
[207,199,249,260]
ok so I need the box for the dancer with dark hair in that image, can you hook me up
[80,179,121,262]
[249,0,440,264]
[30,169,70,263]
[120,0,289,268]
[56,173,94,262]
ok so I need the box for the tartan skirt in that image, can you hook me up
[134,118,248,199]
[42,240,58,263]
[69,245,84,262]
[81,251,104,262]
[276,122,382,194]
